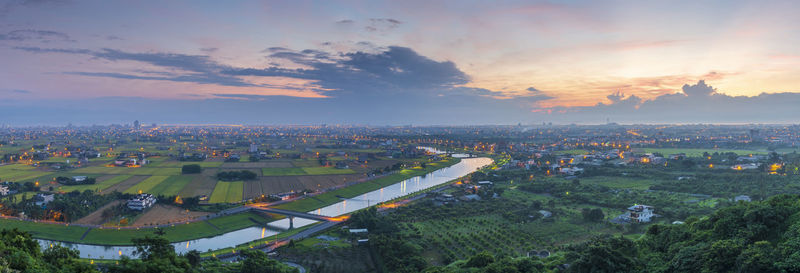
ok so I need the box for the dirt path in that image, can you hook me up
[73,200,123,225]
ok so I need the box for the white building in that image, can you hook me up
[0,185,9,196]
[249,143,258,153]
[627,205,655,223]
[734,195,752,202]
[34,193,55,207]
[127,193,157,210]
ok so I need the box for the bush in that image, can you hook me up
[181,164,202,174]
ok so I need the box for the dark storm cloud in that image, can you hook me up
[538,80,800,124]
[230,46,470,96]
[16,46,252,87]
[0,29,74,42]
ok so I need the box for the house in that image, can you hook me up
[335,161,349,169]
[732,163,759,170]
[435,193,455,203]
[0,185,9,196]
[539,210,552,218]
[127,193,157,210]
[627,205,655,223]
[349,228,368,234]
[477,181,494,187]
[72,176,88,182]
[734,195,752,202]
[34,193,55,207]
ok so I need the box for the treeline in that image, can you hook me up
[0,229,299,273]
[56,176,96,185]
[560,194,800,272]
[216,170,257,181]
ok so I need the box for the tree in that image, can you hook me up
[239,249,298,273]
[181,164,202,174]
[465,251,495,268]
[582,208,605,222]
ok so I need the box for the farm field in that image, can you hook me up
[261,167,309,176]
[208,181,243,203]
[0,164,51,181]
[123,175,169,194]
[147,176,193,196]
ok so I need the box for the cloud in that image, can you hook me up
[16,46,252,87]
[199,47,218,53]
[335,19,354,24]
[537,80,800,124]
[681,80,716,97]
[105,35,123,41]
[0,29,74,42]
[230,46,470,96]
[2,89,32,94]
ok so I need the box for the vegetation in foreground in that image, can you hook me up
[0,228,298,273]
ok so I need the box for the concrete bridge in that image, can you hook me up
[248,206,345,229]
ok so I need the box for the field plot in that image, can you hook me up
[261,167,356,176]
[177,174,217,198]
[123,175,169,194]
[73,200,124,225]
[222,161,292,168]
[209,181,243,203]
[132,204,212,226]
[578,176,659,190]
[0,164,51,181]
[147,175,193,196]
[302,167,356,175]
[73,166,131,175]
[103,175,148,193]
[156,161,224,168]
[57,174,132,193]
[129,167,181,176]
[261,167,308,176]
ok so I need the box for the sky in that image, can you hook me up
[1,0,800,125]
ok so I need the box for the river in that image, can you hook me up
[37,150,492,259]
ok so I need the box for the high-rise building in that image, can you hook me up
[134,120,140,130]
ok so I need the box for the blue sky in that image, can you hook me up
[2,0,800,125]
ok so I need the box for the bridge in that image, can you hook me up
[247,205,348,229]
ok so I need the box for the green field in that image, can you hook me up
[566,176,658,190]
[276,158,461,212]
[128,167,181,176]
[208,181,243,203]
[261,166,356,176]
[154,161,224,168]
[123,176,169,194]
[0,218,89,241]
[0,164,51,181]
[57,175,133,193]
[146,176,193,196]
[73,166,130,175]
[261,167,308,176]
